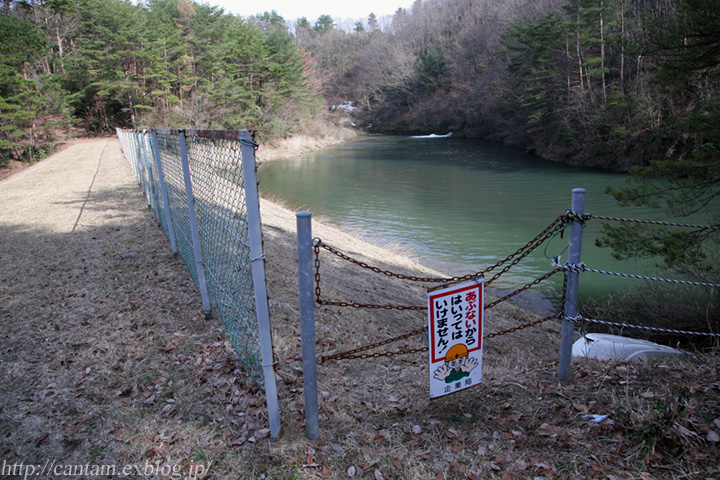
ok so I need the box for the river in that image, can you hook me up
[258,135,658,312]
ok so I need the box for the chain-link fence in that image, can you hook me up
[116,130,279,435]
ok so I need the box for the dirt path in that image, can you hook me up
[0,139,229,472]
[1,139,718,479]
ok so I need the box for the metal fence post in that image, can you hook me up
[558,188,585,381]
[141,132,159,213]
[239,131,281,441]
[297,211,319,441]
[177,131,211,315]
[134,131,150,201]
[150,132,177,254]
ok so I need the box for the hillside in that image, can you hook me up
[0,138,718,478]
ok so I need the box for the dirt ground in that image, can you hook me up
[0,138,718,480]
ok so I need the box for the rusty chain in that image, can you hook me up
[315,214,566,287]
[313,238,448,283]
[485,312,561,339]
[484,215,566,286]
[313,214,568,310]
[318,327,426,363]
[318,311,564,363]
[318,276,571,363]
[313,240,428,310]
[313,214,575,363]
[485,268,563,310]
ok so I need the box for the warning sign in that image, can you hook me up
[427,280,484,398]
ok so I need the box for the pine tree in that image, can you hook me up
[502,12,568,127]
[0,15,47,163]
[600,0,720,281]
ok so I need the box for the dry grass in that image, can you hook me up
[0,139,718,480]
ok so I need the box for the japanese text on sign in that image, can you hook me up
[427,280,484,398]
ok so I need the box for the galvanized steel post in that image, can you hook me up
[141,132,159,213]
[239,131,281,441]
[177,131,211,315]
[297,211,319,441]
[150,132,177,254]
[558,188,585,381]
[134,131,150,200]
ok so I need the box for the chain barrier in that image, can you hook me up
[313,208,719,364]
[314,236,571,363]
[317,311,565,363]
[313,242,566,312]
[310,212,595,363]
[568,314,720,337]
[486,312,561,339]
[318,327,427,363]
[485,268,563,310]
[314,214,568,286]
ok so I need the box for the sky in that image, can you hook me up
[210,0,416,23]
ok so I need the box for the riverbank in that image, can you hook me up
[0,138,717,479]
[257,126,358,163]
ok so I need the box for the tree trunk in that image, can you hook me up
[576,12,584,90]
[56,22,66,74]
[599,0,607,105]
[128,93,136,129]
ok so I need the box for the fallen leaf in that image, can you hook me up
[537,424,561,437]
[374,468,384,480]
[348,466,356,477]
[322,465,331,476]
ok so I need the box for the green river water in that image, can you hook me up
[258,135,663,312]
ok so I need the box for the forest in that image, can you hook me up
[0,0,320,162]
[0,0,717,331]
[1,0,718,174]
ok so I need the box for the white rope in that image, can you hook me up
[566,314,720,337]
[561,262,720,288]
[587,214,719,230]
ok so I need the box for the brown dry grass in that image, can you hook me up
[0,138,718,480]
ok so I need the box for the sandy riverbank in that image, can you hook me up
[256,126,359,163]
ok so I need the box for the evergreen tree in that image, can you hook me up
[313,15,335,35]
[0,15,48,162]
[601,0,720,272]
[502,12,568,127]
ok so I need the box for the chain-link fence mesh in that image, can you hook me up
[116,128,263,386]
[185,136,262,380]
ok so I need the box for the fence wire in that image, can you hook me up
[568,314,720,337]
[117,129,263,386]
